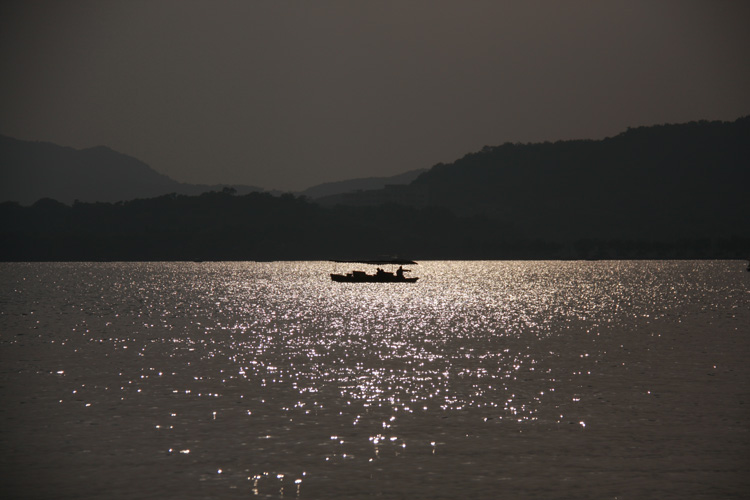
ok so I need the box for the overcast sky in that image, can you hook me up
[1,1,748,191]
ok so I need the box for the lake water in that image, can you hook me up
[1,261,748,499]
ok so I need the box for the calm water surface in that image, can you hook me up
[1,261,748,499]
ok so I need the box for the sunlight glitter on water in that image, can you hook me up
[1,261,748,499]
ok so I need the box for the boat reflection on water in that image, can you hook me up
[330,259,419,283]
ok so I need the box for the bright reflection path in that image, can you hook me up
[0,261,748,499]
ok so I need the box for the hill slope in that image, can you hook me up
[328,117,750,241]
[0,136,263,205]
[299,169,427,199]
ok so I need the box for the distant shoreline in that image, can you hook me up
[2,258,746,263]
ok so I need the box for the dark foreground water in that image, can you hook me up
[1,261,748,499]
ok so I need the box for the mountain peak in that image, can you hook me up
[0,136,264,205]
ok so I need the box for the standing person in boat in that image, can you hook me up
[396,266,404,279]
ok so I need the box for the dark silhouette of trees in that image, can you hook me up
[0,189,747,261]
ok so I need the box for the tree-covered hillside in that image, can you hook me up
[331,117,749,242]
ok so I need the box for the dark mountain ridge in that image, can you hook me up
[325,117,749,241]
[0,135,264,205]
[0,135,426,205]
[1,117,747,261]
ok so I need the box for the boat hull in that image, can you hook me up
[331,273,418,283]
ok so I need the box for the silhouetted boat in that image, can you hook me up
[330,259,419,283]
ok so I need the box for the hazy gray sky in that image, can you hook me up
[1,1,748,191]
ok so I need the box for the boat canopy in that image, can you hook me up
[332,259,418,265]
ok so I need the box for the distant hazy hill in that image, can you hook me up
[0,135,263,205]
[299,168,427,199]
[328,117,750,241]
